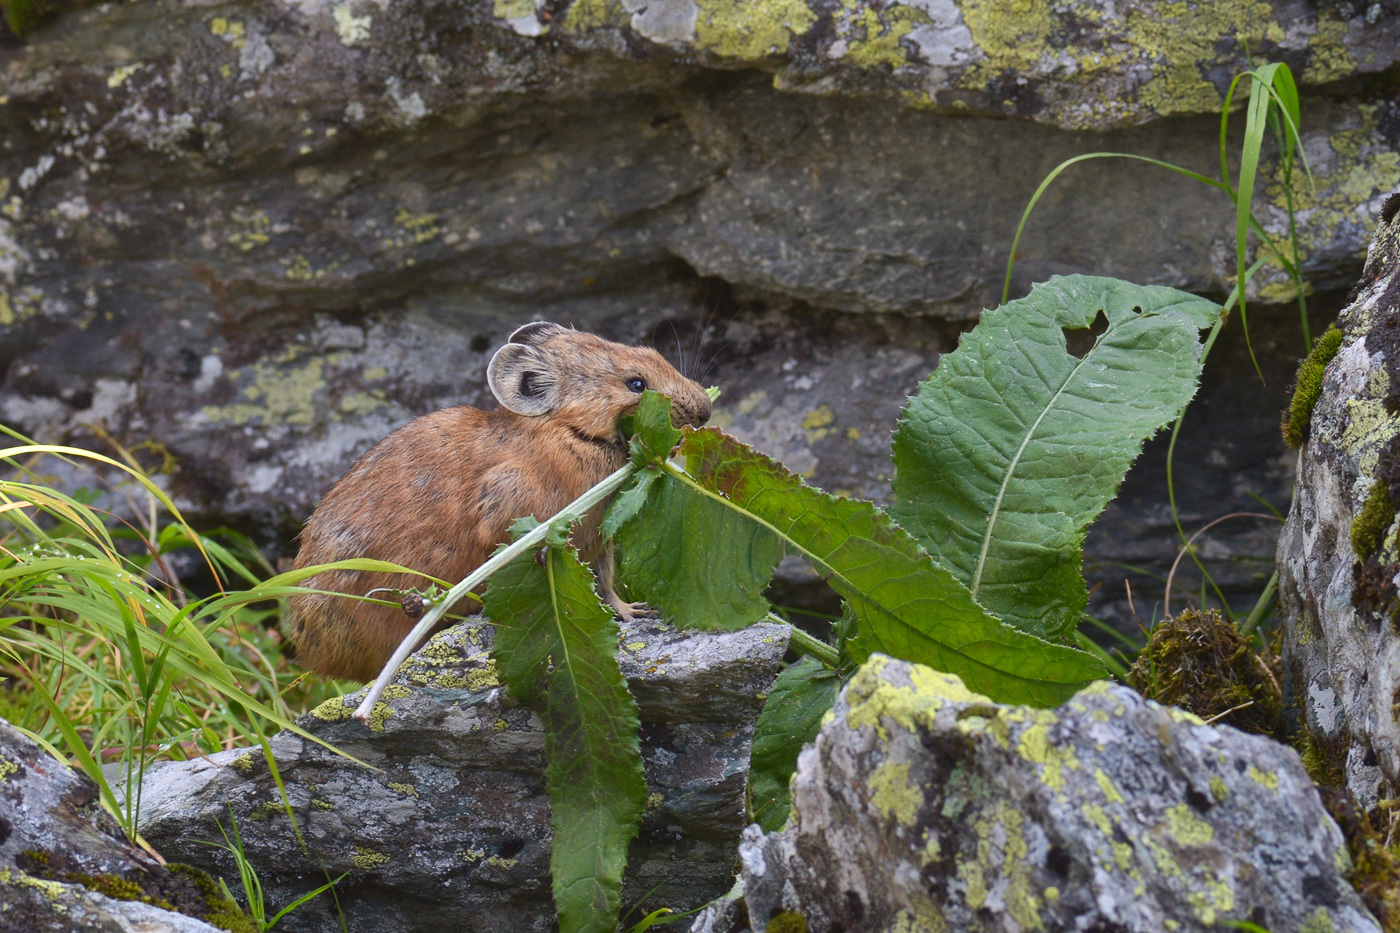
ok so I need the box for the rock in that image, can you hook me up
[134,618,789,933]
[690,654,1379,933]
[1,0,1396,636]
[0,718,240,933]
[1277,191,1400,809]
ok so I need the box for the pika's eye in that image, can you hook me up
[625,377,646,393]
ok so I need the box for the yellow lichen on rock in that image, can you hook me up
[352,846,390,869]
[202,347,347,426]
[1124,0,1282,116]
[1246,765,1279,790]
[867,759,923,825]
[562,0,629,31]
[844,654,990,736]
[694,0,816,60]
[1011,708,1079,792]
[957,802,1042,930]
[958,0,1054,76]
[1164,803,1213,846]
[837,1,931,70]
[1094,769,1124,804]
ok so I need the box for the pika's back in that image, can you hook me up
[287,322,710,682]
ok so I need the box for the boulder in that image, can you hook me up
[134,618,788,932]
[1277,191,1400,809]
[0,718,240,933]
[691,654,1379,933]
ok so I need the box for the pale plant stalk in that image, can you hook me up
[352,463,637,722]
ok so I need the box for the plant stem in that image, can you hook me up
[776,616,841,669]
[352,462,638,723]
[1239,570,1279,636]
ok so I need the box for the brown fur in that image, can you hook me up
[288,323,711,682]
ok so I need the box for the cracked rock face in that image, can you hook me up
[0,0,1395,640]
[690,655,1379,933]
[1277,194,1400,809]
[134,618,788,933]
[0,719,225,933]
[0,0,1396,583]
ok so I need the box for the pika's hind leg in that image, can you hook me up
[592,544,659,621]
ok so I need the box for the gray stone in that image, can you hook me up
[690,655,1379,933]
[0,718,226,933]
[134,617,790,933]
[1277,193,1400,809]
[1,0,1396,637]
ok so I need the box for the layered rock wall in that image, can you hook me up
[0,0,1396,620]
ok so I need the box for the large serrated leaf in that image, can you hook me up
[483,540,647,933]
[749,657,840,831]
[679,428,1105,707]
[615,470,783,630]
[891,275,1220,640]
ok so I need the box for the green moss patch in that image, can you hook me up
[1126,608,1281,738]
[14,849,255,933]
[1352,478,1397,561]
[1351,433,1400,623]
[1283,325,1345,448]
[766,910,809,933]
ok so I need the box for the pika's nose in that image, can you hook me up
[690,392,712,427]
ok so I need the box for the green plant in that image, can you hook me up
[350,263,1218,931]
[1003,61,1318,651]
[0,440,437,842]
[202,807,347,932]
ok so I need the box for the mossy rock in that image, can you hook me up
[15,848,256,933]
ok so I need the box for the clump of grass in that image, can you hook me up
[0,433,429,839]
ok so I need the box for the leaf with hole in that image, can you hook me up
[891,275,1221,640]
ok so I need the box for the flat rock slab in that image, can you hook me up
[0,718,227,933]
[692,655,1378,933]
[136,618,789,933]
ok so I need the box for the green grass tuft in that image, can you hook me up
[1283,324,1344,448]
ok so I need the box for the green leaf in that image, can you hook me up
[627,390,682,465]
[483,538,647,933]
[891,276,1219,640]
[1270,63,1300,166]
[600,468,659,541]
[615,470,783,631]
[678,429,1105,706]
[749,657,840,831]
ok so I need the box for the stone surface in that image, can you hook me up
[0,718,228,933]
[1277,193,1400,809]
[0,0,1397,632]
[135,618,789,933]
[690,654,1379,933]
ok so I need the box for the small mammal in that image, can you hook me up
[287,322,712,682]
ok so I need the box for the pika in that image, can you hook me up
[287,322,712,682]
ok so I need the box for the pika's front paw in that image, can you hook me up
[610,598,661,622]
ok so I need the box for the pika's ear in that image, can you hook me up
[508,321,568,346]
[487,343,560,416]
